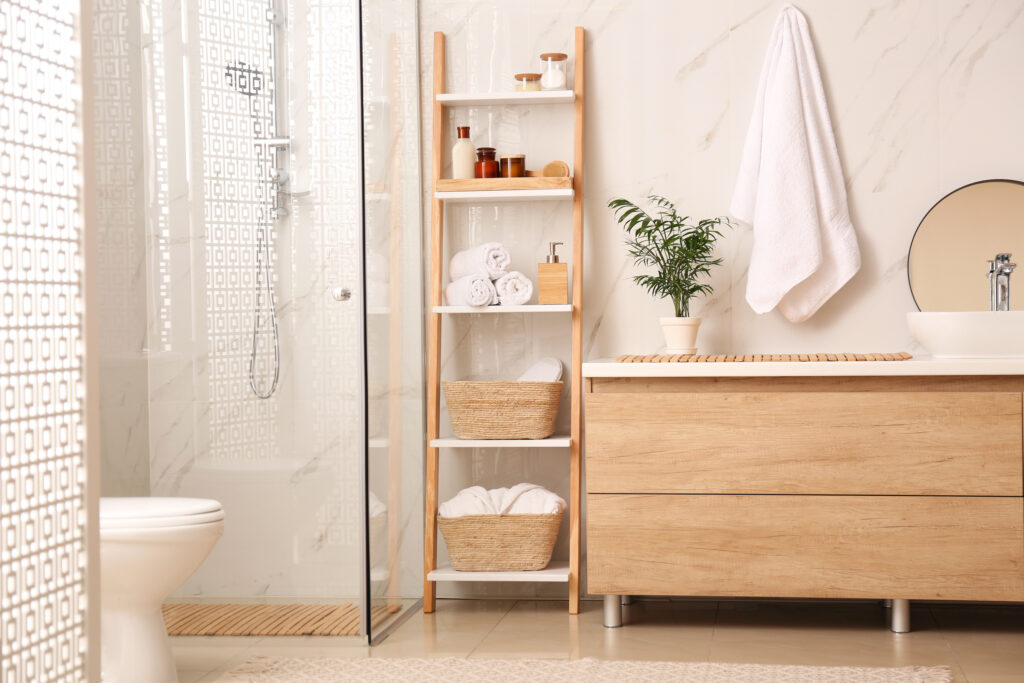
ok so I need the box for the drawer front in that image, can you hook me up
[587,494,1024,601]
[585,392,1022,496]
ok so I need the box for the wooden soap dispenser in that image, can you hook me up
[538,241,568,305]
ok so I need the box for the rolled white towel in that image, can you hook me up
[517,357,563,382]
[438,486,494,518]
[444,274,496,307]
[439,483,566,518]
[498,483,567,515]
[494,271,533,306]
[449,242,511,281]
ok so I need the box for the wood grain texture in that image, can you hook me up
[585,391,1022,495]
[589,376,1024,393]
[568,25,585,615]
[615,352,912,362]
[436,177,572,191]
[537,262,568,305]
[586,494,1024,601]
[424,31,445,613]
[161,603,395,636]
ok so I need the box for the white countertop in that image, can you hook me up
[583,357,1024,378]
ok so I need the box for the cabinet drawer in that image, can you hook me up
[585,392,1022,496]
[587,494,1024,601]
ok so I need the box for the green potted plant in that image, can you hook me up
[608,195,731,354]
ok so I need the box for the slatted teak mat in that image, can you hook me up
[162,602,396,637]
[616,352,913,363]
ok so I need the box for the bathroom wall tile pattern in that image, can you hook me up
[92,0,151,496]
[198,0,280,463]
[0,1,89,679]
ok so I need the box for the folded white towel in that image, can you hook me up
[444,274,496,307]
[449,242,511,281]
[439,483,567,518]
[494,271,534,306]
[730,5,860,323]
[517,357,563,383]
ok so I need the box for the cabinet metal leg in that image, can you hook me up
[620,595,633,606]
[603,595,622,628]
[890,599,910,633]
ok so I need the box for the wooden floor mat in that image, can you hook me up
[616,352,913,363]
[162,602,396,637]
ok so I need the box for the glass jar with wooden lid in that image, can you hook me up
[514,73,542,92]
[539,53,567,90]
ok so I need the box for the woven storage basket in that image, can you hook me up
[443,381,562,440]
[439,512,563,571]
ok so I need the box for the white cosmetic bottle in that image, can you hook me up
[452,126,475,179]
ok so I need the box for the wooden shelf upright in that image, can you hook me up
[424,27,585,615]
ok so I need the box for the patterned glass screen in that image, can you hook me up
[0,0,89,681]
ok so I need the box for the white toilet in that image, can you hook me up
[100,497,224,683]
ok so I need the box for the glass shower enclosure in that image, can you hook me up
[91,0,423,640]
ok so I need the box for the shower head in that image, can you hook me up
[225,61,263,97]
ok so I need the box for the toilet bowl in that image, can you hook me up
[100,497,224,683]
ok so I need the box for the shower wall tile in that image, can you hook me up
[419,0,1024,596]
[93,0,151,496]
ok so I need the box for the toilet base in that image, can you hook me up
[102,606,178,683]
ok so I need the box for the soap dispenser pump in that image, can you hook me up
[538,241,568,305]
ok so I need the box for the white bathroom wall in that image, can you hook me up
[420,0,1024,597]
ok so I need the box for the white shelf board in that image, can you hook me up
[437,91,574,106]
[368,437,388,449]
[367,307,390,316]
[431,435,571,448]
[434,304,572,314]
[428,561,570,583]
[435,189,573,203]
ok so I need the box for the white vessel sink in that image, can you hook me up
[907,311,1024,358]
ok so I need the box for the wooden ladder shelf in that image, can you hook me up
[424,27,585,614]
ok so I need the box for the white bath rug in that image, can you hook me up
[217,656,952,682]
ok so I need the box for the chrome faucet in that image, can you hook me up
[988,253,1017,311]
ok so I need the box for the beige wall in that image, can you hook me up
[420,0,1024,597]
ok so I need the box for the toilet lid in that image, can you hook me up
[100,497,225,529]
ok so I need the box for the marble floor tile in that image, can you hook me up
[174,598,1024,683]
[708,601,962,670]
[929,604,1024,683]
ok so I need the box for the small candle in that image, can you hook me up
[514,73,542,92]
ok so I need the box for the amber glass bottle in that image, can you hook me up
[475,147,499,178]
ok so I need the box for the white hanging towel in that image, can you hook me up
[730,5,860,323]
[449,242,511,281]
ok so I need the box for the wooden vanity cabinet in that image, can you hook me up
[585,376,1024,602]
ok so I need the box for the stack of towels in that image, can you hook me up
[439,482,567,518]
[517,356,562,382]
[444,242,534,307]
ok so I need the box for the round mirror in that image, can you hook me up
[908,179,1024,311]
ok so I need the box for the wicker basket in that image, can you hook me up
[443,381,562,440]
[439,513,563,571]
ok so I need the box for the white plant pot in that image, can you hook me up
[660,317,701,355]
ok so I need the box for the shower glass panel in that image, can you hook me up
[361,0,425,639]
[90,0,423,639]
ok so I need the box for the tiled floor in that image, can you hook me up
[172,599,1024,683]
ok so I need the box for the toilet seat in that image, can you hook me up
[101,497,225,530]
